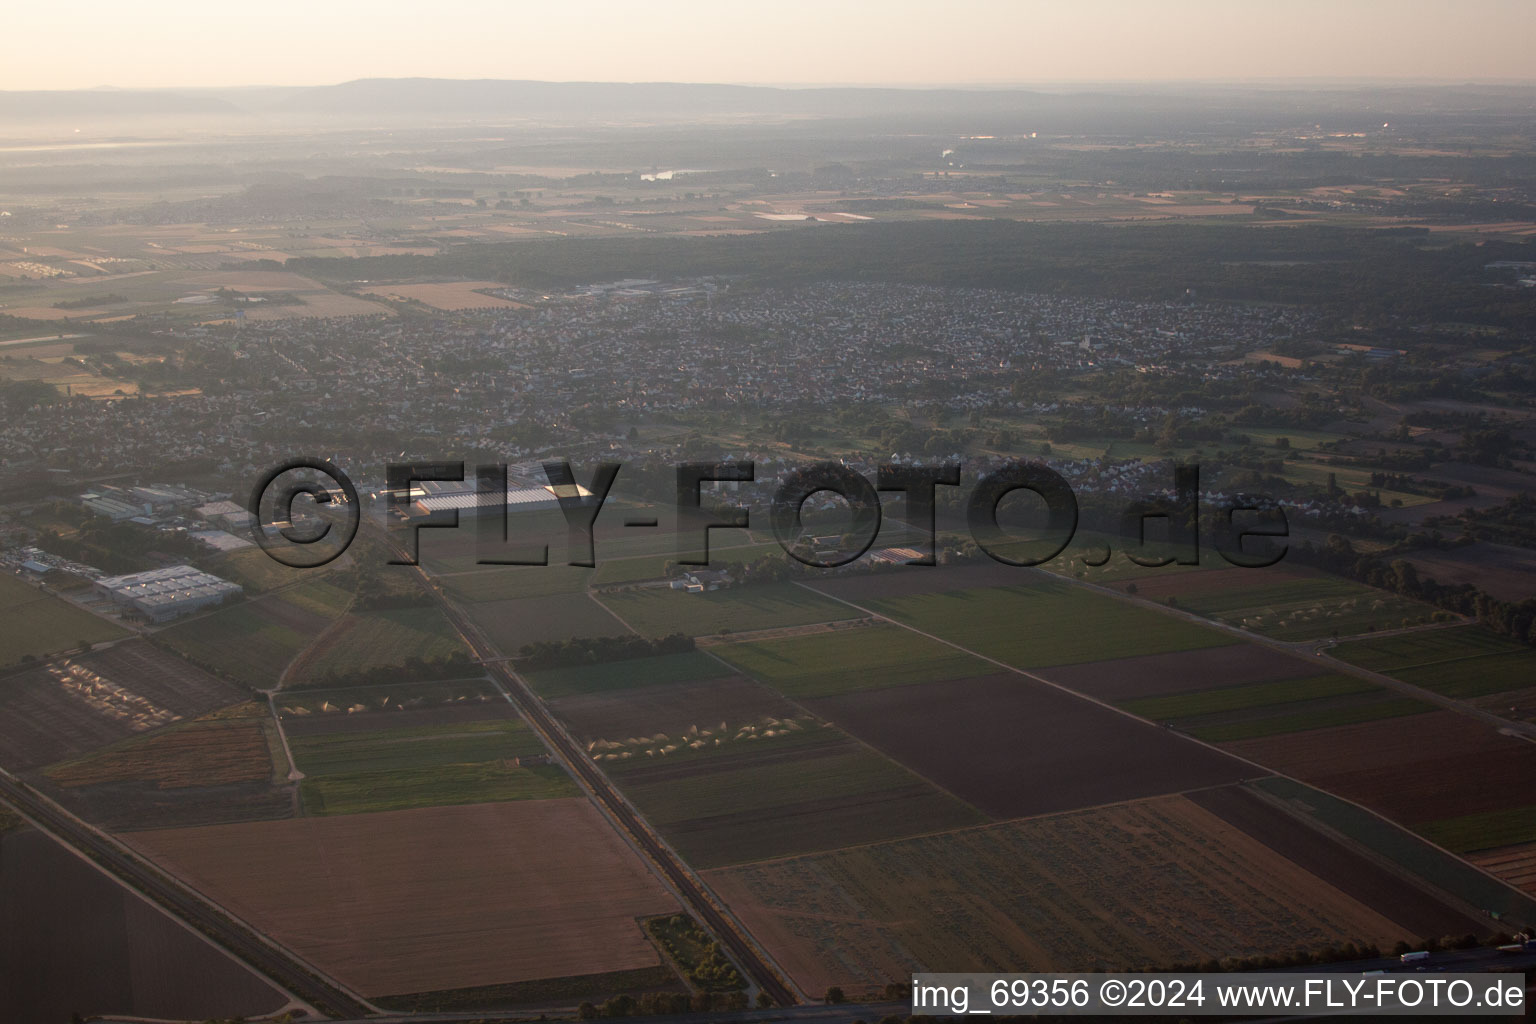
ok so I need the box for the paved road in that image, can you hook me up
[0,769,373,1018]
[385,525,802,1009]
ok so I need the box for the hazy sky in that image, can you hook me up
[7,0,1533,90]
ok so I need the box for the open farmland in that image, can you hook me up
[1116,571,1438,641]
[1334,625,1536,700]
[591,541,785,586]
[1223,711,1536,847]
[525,649,732,699]
[361,280,528,309]
[468,592,627,652]
[0,828,288,1023]
[706,794,1408,997]
[0,572,127,666]
[158,581,351,689]
[599,582,856,638]
[277,677,499,719]
[45,718,274,789]
[712,622,989,698]
[838,577,1235,668]
[1041,643,1329,702]
[805,672,1252,819]
[1119,673,1435,742]
[551,674,801,752]
[293,606,469,683]
[603,727,983,869]
[441,564,592,602]
[0,641,248,770]
[291,717,575,815]
[128,800,681,999]
[1468,844,1536,898]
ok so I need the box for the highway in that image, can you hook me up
[0,768,374,1018]
[384,523,803,1009]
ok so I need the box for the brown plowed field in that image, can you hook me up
[1221,711,1536,824]
[1041,644,1327,702]
[551,674,797,744]
[128,799,678,998]
[1468,843,1536,897]
[805,672,1255,819]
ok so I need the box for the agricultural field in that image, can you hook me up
[1334,625,1536,700]
[361,280,528,309]
[276,677,500,718]
[524,649,732,700]
[0,640,249,770]
[157,580,351,689]
[45,718,275,789]
[440,564,592,602]
[291,606,469,683]
[598,582,856,638]
[706,794,1410,997]
[1116,570,1439,642]
[551,674,801,754]
[839,577,1235,669]
[591,541,784,586]
[1118,673,1435,743]
[129,800,681,999]
[1468,844,1536,899]
[0,571,127,666]
[711,622,989,698]
[1224,711,1536,851]
[805,672,1251,819]
[290,716,575,815]
[0,828,288,1023]
[1041,644,1329,703]
[604,727,983,869]
[468,592,628,652]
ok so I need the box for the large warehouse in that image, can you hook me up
[93,564,243,623]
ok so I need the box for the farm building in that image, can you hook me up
[94,565,242,622]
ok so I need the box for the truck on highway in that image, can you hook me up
[1400,951,1431,963]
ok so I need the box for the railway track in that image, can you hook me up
[385,529,799,1008]
[0,769,373,1019]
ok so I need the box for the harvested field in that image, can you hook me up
[0,641,248,770]
[129,800,680,998]
[806,672,1252,819]
[1467,843,1536,897]
[158,583,349,689]
[296,606,469,683]
[1127,574,1436,642]
[469,592,628,652]
[598,583,856,638]
[713,622,987,699]
[1185,785,1483,939]
[605,728,983,869]
[0,828,287,1022]
[706,794,1407,996]
[1223,711,1536,829]
[1041,643,1328,702]
[525,650,731,699]
[0,572,127,666]
[857,579,1235,668]
[1420,805,1536,855]
[45,719,274,788]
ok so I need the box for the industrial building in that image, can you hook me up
[93,564,243,623]
[411,482,591,518]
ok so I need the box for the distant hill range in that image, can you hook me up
[2,78,1534,128]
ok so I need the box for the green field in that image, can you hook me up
[1178,577,1437,642]
[524,650,733,699]
[1187,696,1434,742]
[159,604,324,688]
[301,606,468,681]
[1122,674,1378,720]
[714,623,989,698]
[1334,626,1536,699]
[605,728,982,868]
[276,677,497,712]
[293,719,576,814]
[0,573,126,666]
[1419,804,1536,855]
[865,578,1234,669]
[598,582,856,637]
